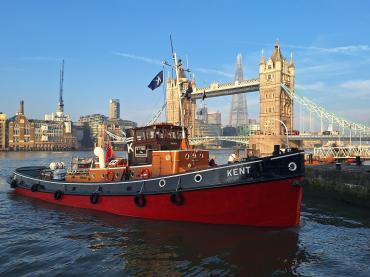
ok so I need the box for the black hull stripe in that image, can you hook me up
[15,174,303,196]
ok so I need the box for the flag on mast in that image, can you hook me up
[148,70,164,90]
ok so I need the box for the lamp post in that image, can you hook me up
[269,118,289,149]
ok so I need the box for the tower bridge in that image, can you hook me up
[166,42,297,156]
[102,41,370,156]
[190,79,259,99]
[163,41,370,156]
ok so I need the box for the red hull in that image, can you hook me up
[15,177,303,227]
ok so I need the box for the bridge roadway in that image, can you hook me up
[189,136,250,145]
[288,135,370,141]
[191,79,259,99]
[188,134,370,146]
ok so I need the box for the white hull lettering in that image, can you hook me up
[227,166,251,177]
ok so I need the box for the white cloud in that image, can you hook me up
[112,51,235,80]
[0,67,25,72]
[112,51,163,65]
[20,56,62,62]
[296,82,327,92]
[285,44,370,55]
[339,79,370,91]
[193,67,233,78]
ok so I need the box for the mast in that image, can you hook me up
[170,36,186,139]
[57,60,64,113]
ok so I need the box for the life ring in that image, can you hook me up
[106,170,115,182]
[159,179,166,188]
[170,191,184,206]
[134,194,146,208]
[194,174,202,183]
[31,183,39,192]
[140,168,151,178]
[90,192,99,204]
[54,190,63,200]
[288,162,297,172]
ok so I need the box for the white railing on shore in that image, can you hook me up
[313,146,370,158]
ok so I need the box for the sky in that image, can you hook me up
[0,0,370,130]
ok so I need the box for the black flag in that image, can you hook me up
[148,71,163,90]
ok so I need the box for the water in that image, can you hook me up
[0,151,369,276]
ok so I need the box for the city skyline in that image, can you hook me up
[1,1,370,127]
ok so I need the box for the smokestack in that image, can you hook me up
[19,100,24,115]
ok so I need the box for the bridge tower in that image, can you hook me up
[259,41,294,135]
[165,62,196,136]
[250,42,300,156]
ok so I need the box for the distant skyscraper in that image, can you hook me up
[229,54,248,128]
[208,111,221,125]
[109,99,120,120]
[57,60,64,114]
[0,112,6,150]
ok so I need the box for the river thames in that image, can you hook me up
[0,151,369,276]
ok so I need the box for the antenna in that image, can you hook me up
[58,59,65,113]
[170,34,175,59]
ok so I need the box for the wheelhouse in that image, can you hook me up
[127,124,186,165]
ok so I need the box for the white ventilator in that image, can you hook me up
[94,147,106,169]
[49,162,57,170]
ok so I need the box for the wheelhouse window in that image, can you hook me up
[135,130,145,141]
[155,129,165,139]
[146,128,156,139]
[167,129,178,139]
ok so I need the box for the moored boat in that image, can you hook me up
[8,123,304,227]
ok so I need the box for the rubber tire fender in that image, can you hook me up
[31,183,39,192]
[90,192,99,205]
[10,179,17,188]
[134,194,146,208]
[170,191,184,206]
[54,190,63,200]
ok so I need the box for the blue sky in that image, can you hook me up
[0,0,369,129]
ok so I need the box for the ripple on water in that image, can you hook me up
[0,151,370,276]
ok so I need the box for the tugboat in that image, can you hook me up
[7,45,305,227]
[8,122,304,227]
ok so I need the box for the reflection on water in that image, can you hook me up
[0,151,369,276]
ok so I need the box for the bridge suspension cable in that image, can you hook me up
[281,84,370,135]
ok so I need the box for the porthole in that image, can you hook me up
[102,174,105,178]
[159,179,166,188]
[194,174,202,183]
[185,153,190,159]
[187,163,192,168]
[288,162,297,172]
[116,172,120,177]
[199,153,204,158]
[192,152,197,158]
[92,174,96,179]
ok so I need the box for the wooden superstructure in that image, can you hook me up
[65,124,210,183]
